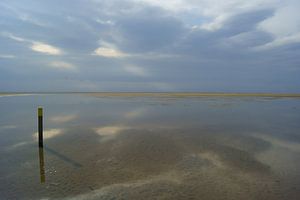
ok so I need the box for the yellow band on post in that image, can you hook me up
[38,107,43,117]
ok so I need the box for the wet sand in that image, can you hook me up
[0,94,299,199]
[0,93,34,97]
[85,92,300,98]
[2,127,299,199]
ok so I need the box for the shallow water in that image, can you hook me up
[0,94,300,199]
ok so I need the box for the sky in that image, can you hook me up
[0,0,299,93]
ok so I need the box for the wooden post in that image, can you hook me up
[39,147,45,183]
[38,107,43,148]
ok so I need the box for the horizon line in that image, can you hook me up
[1,92,300,97]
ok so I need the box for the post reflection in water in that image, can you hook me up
[38,147,45,183]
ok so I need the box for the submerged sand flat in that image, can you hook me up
[0,94,299,199]
[2,128,299,200]
[85,92,300,98]
[0,93,39,97]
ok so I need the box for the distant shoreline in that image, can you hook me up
[87,92,300,98]
[1,92,300,98]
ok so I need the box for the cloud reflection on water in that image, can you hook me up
[94,126,129,142]
[33,128,64,140]
[49,114,78,123]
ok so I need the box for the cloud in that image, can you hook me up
[0,54,15,59]
[134,0,279,30]
[49,61,77,71]
[2,33,63,55]
[132,0,189,12]
[1,0,300,93]
[31,42,62,55]
[257,2,300,49]
[93,40,127,58]
[1,32,27,42]
[258,3,300,37]
[115,10,185,53]
[200,15,227,31]
[222,31,272,49]
[123,65,148,77]
[253,33,300,51]
[95,18,115,25]
[93,47,127,58]
[18,13,47,27]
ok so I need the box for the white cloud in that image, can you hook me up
[49,61,77,71]
[93,40,127,58]
[18,14,47,27]
[141,0,300,48]
[2,32,63,55]
[123,65,149,77]
[1,32,27,46]
[95,18,115,25]
[0,54,15,59]
[6,33,27,42]
[93,47,127,58]
[135,0,280,31]
[31,42,62,55]
[257,2,300,49]
[199,15,228,31]
[132,0,190,12]
[253,33,300,51]
[258,3,300,38]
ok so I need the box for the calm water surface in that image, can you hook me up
[0,94,299,199]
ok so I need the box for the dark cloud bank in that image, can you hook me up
[0,0,299,92]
